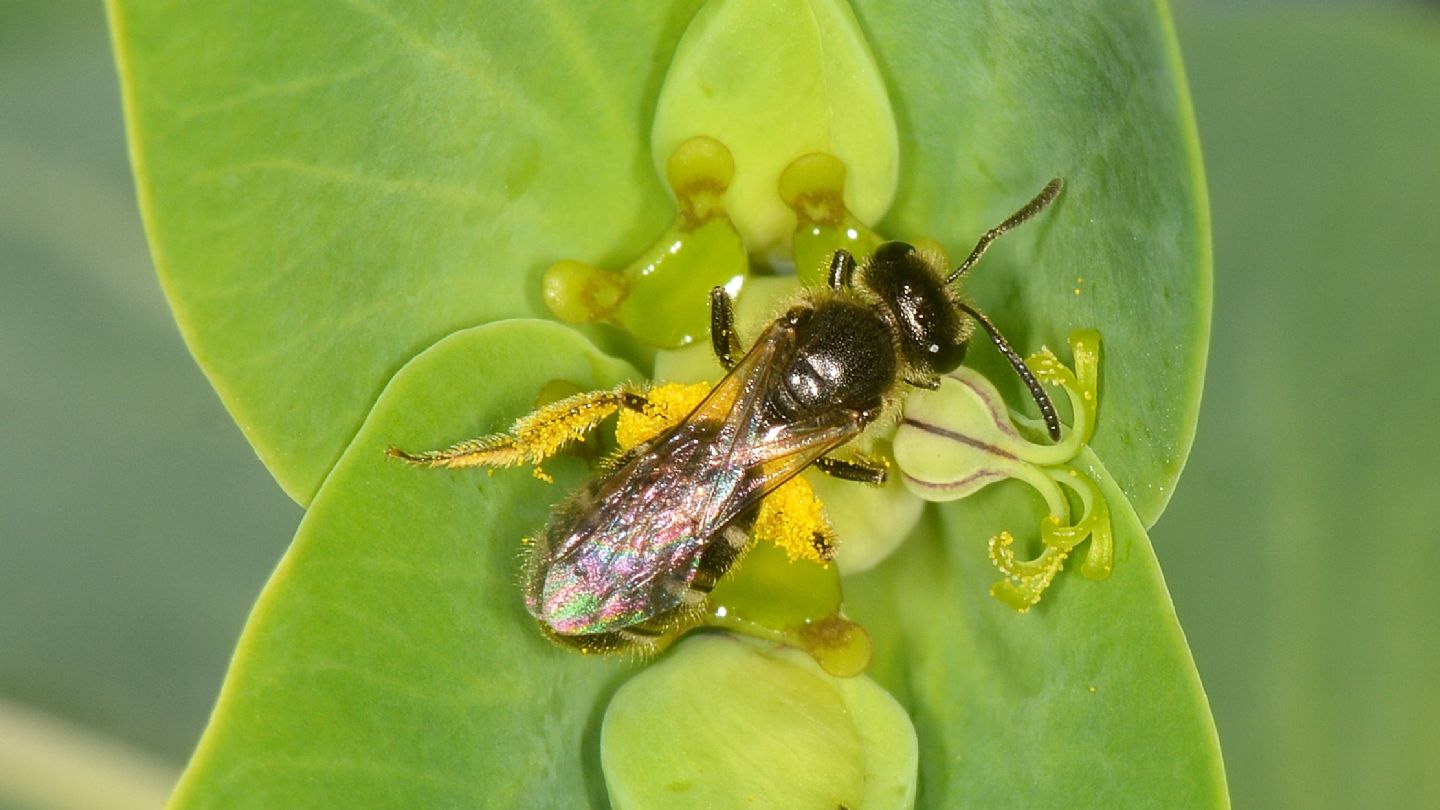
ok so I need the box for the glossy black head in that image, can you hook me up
[770,301,897,421]
[860,241,970,375]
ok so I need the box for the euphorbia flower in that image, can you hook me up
[110,0,1225,806]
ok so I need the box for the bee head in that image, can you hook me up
[860,241,970,375]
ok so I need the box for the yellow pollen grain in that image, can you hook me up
[754,476,832,563]
[615,382,712,449]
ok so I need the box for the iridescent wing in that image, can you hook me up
[529,320,866,636]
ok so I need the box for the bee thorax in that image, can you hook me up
[772,302,897,421]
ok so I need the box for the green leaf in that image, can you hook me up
[846,450,1227,807]
[169,321,638,807]
[107,1,700,503]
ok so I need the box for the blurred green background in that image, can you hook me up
[1,1,1436,808]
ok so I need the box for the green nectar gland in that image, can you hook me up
[779,152,884,284]
[541,136,747,348]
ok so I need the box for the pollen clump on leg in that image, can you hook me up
[754,476,835,564]
[386,387,633,471]
[615,382,711,450]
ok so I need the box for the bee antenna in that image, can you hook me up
[947,178,1063,285]
[956,302,1062,442]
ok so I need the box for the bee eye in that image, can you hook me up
[872,241,916,265]
[931,338,968,373]
[783,306,812,328]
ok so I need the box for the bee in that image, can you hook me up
[389,179,1065,652]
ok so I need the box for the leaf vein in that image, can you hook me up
[191,157,498,209]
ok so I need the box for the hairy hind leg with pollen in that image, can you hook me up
[386,386,649,470]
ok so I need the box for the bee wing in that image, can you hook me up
[533,320,865,636]
[643,318,865,597]
[719,407,865,523]
[532,432,731,636]
[685,318,796,458]
[693,318,867,528]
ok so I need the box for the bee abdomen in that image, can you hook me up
[690,524,750,596]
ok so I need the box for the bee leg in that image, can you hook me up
[815,455,888,486]
[709,286,743,370]
[827,249,857,290]
[618,390,650,412]
[386,386,634,469]
[689,524,750,597]
[905,375,941,390]
[543,627,658,656]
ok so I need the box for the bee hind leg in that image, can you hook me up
[815,454,888,485]
[709,286,742,370]
[386,386,637,470]
[827,249,857,290]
